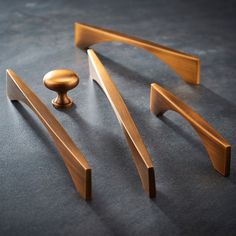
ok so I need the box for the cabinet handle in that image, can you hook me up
[75,22,200,85]
[6,69,92,200]
[88,49,156,198]
[150,83,231,176]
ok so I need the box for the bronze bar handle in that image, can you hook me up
[150,83,231,176]
[75,22,200,85]
[6,69,92,200]
[88,49,156,198]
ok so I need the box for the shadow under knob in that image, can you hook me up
[43,69,79,109]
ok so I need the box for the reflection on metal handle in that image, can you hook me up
[88,49,156,198]
[75,22,200,85]
[6,69,92,200]
[150,83,231,176]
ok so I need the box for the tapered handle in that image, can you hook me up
[88,49,156,198]
[75,22,200,84]
[150,83,231,176]
[6,69,91,200]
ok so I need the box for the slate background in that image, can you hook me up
[0,0,236,235]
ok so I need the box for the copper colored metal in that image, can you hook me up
[43,69,79,109]
[75,22,200,85]
[6,69,91,200]
[88,49,156,198]
[150,83,231,176]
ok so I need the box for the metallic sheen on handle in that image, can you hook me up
[150,83,231,176]
[6,69,92,200]
[75,22,200,85]
[88,49,156,198]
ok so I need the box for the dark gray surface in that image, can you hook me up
[0,0,236,235]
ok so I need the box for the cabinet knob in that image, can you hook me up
[43,69,79,108]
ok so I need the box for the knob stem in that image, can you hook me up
[53,92,72,108]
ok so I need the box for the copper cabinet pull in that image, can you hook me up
[6,69,92,200]
[75,22,200,85]
[150,83,231,176]
[88,49,156,198]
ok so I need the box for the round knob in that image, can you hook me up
[43,69,79,109]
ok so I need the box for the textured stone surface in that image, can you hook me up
[0,0,236,235]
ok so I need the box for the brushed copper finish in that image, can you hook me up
[150,83,231,176]
[6,69,91,200]
[43,69,79,109]
[75,22,200,85]
[88,49,156,198]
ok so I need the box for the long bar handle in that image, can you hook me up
[75,22,200,85]
[88,49,156,198]
[6,69,92,200]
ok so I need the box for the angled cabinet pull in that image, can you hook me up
[88,49,156,198]
[6,69,92,200]
[75,22,200,85]
[150,83,231,176]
